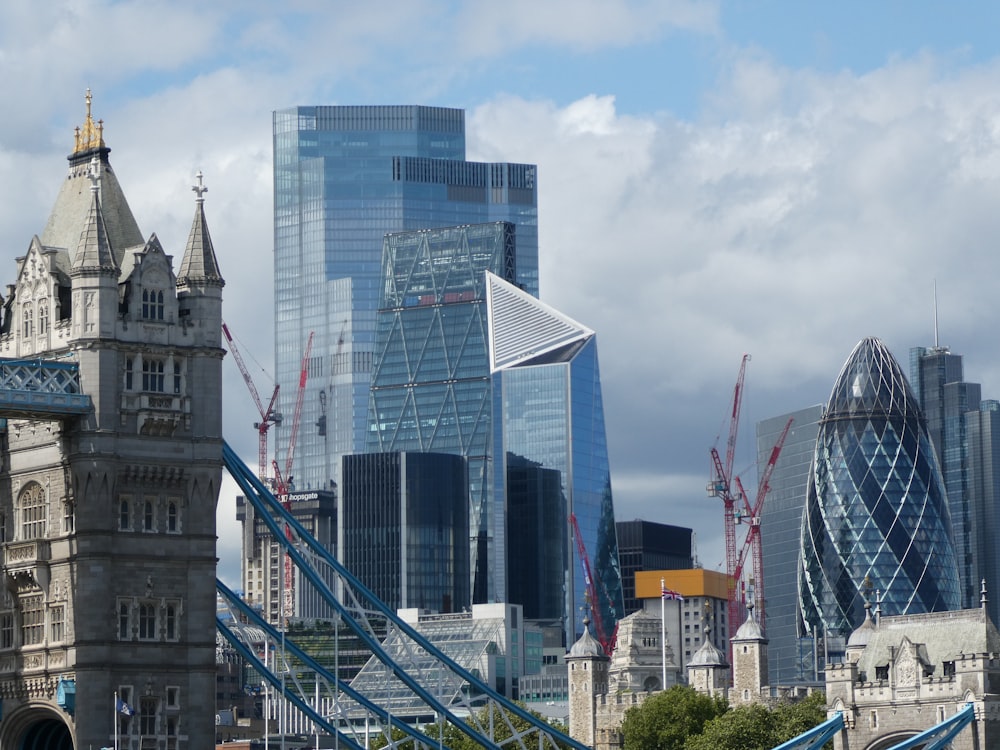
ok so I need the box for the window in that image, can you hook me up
[38,302,48,334]
[21,595,44,645]
[125,358,133,390]
[22,302,32,338]
[119,601,131,639]
[119,498,131,531]
[140,698,158,736]
[50,605,65,642]
[166,686,179,709]
[142,359,165,392]
[165,603,177,640]
[62,500,74,533]
[143,500,154,532]
[142,289,165,321]
[0,613,13,649]
[139,603,156,640]
[19,482,46,540]
[173,361,182,394]
[167,502,178,533]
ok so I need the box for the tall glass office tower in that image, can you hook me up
[272,106,538,498]
[910,344,1000,624]
[756,405,822,683]
[487,273,624,646]
[798,337,961,638]
[365,222,519,603]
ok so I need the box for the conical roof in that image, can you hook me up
[71,158,118,274]
[733,601,766,642]
[41,91,142,266]
[568,621,606,659]
[177,172,224,286]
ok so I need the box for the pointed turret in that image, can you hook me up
[731,599,769,704]
[566,616,609,748]
[70,157,118,275]
[176,172,224,352]
[177,172,224,286]
[687,608,729,697]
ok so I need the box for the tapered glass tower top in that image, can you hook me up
[798,337,960,636]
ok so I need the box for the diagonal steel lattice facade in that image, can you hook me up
[799,337,961,637]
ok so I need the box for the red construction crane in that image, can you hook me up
[273,331,314,622]
[222,321,281,484]
[731,417,793,633]
[708,354,748,641]
[569,513,613,656]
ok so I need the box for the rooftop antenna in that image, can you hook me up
[933,279,940,350]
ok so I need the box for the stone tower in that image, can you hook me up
[566,618,609,747]
[687,616,729,698]
[0,92,225,750]
[730,600,769,704]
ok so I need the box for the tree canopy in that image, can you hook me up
[620,685,728,750]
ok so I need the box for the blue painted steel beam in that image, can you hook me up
[222,440,587,750]
[0,358,90,418]
[883,703,975,750]
[771,712,843,750]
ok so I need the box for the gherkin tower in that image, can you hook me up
[798,337,961,637]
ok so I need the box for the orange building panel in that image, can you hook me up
[635,569,731,601]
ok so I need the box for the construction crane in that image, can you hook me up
[569,513,613,656]
[222,321,281,484]
[708,354,748,640]
[273,331,314,622]
[731,417,793,633]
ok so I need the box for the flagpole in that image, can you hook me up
[660,578,667,690]
[114,691,118,750]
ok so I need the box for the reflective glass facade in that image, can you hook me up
[487,273,624,646]
[755,405,822,683]
[365,223,519,603]
[910,345,1000,624]
[341,452,469,613]
[272,106,538,499]
[799,337,961,637]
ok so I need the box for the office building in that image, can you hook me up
[365,222,520,602]
[341,451,469,613]
[488,272,624,645]
[799,337,961,639]
[271,105,538,510]
[909,345,1000,624]
[0,94,224,749]
[616,520,694,615]
[235,489,336,623]
[756,405,823,683]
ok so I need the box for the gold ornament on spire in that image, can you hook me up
[73,89,106,154]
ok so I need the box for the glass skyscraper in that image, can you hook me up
[272,106,538,499]
[798,337,961,638]
[365,222,519,602]
[487,272,624,646]
[910,344,1000,624]
[756,405,822,683]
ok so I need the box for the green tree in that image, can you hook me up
[685,704,774,750]
[770,692,828,746]
[621,685,728,750]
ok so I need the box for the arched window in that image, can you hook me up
[167,502,178,533]
[142,359,165,392]
[144,501,154,532]
[22,303,32,338]
[119,601,131,639]
[38,301,48,334]
[125,358,134,390]
[139,603,156,639]
[142,289,165,320]
[165,603,177,640]
[19,482,46,540]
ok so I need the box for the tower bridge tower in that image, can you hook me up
[0,92,225,750]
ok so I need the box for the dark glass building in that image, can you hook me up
[615,520,694,615]
[488,272,624,645]
[365,222,519,602]
[341,452,469,613]
[271,105,538,505]
[756,405,823,683]
[798,337,961,638]
[910,344,1000,624]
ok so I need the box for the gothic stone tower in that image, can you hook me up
[0,93,225,749]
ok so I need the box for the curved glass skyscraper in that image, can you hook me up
[799,337,961,637]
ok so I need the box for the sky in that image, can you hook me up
[4,0,1000,588]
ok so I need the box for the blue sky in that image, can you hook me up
[4,1,1000,587]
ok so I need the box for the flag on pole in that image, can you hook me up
[116,697,134,717]
[661,586,684,601]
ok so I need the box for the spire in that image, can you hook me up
[71,156,118,274]
[73,88,106,155]
[177,171,224,287]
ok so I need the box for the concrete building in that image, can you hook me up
[0,93,224,749]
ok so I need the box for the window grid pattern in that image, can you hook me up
[799,337,961,636]
[19,482,46,540]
